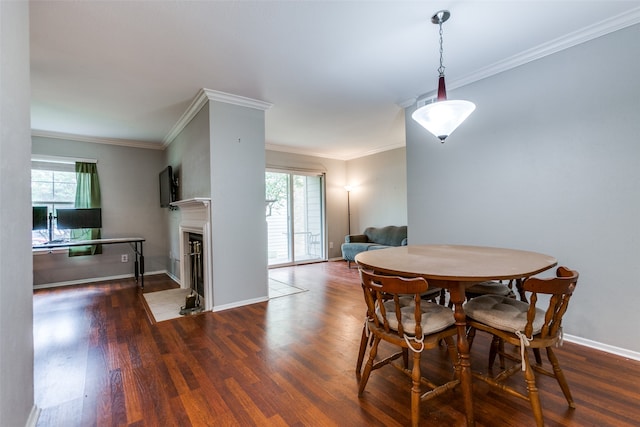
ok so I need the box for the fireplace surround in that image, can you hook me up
[171,198,213,311]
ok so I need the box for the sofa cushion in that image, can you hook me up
[341,242,379,261]
[366,245,390,251]
[364,225,407,247]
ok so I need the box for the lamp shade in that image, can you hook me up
[412,99,476,142]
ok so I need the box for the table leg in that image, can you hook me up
[132,241,145,289]
[139,242,144,289]
[450,283,475,426]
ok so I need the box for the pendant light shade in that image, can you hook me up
[412,100,476,142]
[413,10,475,143]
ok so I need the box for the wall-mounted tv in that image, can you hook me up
[56,208,102,229]
[32,206,49,230]
[159,165,177,207]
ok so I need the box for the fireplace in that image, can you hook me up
[172,198,213,311]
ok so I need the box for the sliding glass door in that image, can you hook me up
[266,170,325,266]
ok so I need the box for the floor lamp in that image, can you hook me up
[344,186,353,235]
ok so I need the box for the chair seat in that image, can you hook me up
[464,294,545,334]
[466,281,514,297]
[377,298,455,335]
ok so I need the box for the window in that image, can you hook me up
[31,159,77,245]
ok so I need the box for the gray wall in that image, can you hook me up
[266,150,348,259]
[0,1,35,425]
[32,138,166,285]
[165,103,211,278]
[210,100,268,306]
[346,147,407,234]
[406,24,640,354]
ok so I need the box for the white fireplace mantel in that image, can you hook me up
[173,198,213,311]
[171,198,211,210]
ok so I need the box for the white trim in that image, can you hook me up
[163,88,272,147]
[404,6,640,106]
[31,154,97,164]
[25,405,40,427]
[266,165,326,175]
[32,130,164,150]
[162,89,210,147]
[265,140,406,161]
[203,88,272,111]
[32,270,167,289]
[212,296,269,312]
[173,198,213,311]
[170,197,212,210]
[564,334,640,362]
[166,270,181,286]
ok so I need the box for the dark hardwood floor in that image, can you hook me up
[33,261,640,426]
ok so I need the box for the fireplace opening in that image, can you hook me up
[188,232,204,297]
[180,232,205,315]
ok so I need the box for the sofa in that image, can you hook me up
[341,225,407,268]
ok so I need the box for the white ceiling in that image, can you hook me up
[29,1,640,160]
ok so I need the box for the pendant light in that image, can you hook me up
[412,10,475,143]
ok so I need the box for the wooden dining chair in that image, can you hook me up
[355,285,446,377]
[465,266,579,427]
[464,279,516,300]
[356,269,459,427]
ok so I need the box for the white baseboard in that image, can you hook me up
[212,296,269,312]
[564,333,640,361]
[33,270,167,289]
[165,271,181,286]
[25,405,40,427]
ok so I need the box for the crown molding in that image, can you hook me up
[203,88,273,111]
[266,140,405,162]
[403,6,640,107]
[31,130,164,150]
[163,88,273,147]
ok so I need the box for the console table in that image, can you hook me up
[33,237,146,288]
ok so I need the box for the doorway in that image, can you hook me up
[266,170,325,266]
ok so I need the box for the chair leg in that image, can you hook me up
[410,349,422,427]
[546,347,575,408]
[444,336,459,379]
[402,347,409,369]
[498,338,506,369]
[522,351,544,427]
[489,335,502,370]
[356,325,369,381]
[467,326,476,350]
[533,348,543,365]
[358,336,380,396]
[439,288,447,306]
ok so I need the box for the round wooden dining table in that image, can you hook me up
[355,244,558,427]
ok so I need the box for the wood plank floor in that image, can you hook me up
[34,261,640,426]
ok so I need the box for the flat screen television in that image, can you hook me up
[159,166,177,207]
[32,206,48,230]
[56,208,102,229]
